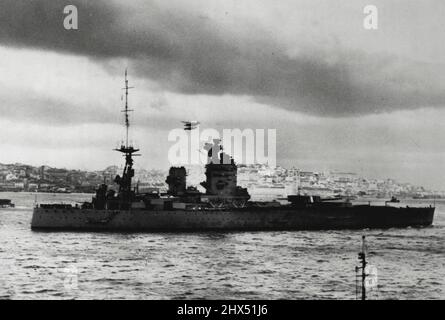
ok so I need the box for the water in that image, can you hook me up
[0,192,443,300]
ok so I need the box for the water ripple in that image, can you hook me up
[0,192,444,299]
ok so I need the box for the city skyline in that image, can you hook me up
[0,160,439,196]
[1,1,445,189]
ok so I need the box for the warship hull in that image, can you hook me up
[31,205,435,232]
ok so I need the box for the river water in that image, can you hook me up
[0,192,443,300]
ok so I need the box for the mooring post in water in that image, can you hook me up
[357,235,367,300]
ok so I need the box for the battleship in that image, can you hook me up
[31,73,435,231]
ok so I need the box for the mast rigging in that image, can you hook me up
[114,70,139,208]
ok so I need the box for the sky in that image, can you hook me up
[1,0,445,189]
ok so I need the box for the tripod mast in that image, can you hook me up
[123,69,134,148]
[114,70,139,208]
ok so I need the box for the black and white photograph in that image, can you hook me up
[0,0,444,303]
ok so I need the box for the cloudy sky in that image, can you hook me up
[1,0,445,189]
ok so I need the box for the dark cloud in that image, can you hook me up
[1,0,444,117]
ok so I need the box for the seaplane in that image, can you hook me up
[182,120,200,130]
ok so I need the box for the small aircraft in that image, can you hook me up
[182,120,200,130]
